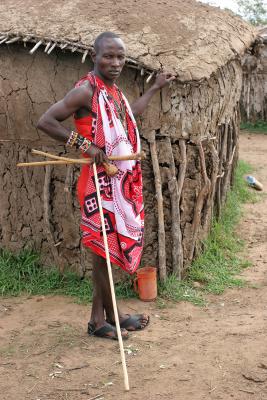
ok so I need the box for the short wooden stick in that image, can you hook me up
[93,163,130,391]
[146,71,155,83]
[31,149,146,162]
[17,160,74,167]
[17,150,145,178]
[17,159,118,177]
[32,149,82,163]
[29,40,42,54]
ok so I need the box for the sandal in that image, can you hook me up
[88,322,129,340]
[108,314,150,331]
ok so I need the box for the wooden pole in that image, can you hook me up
[189,142,211,262]
[149,135,166,281]
[92,163,130,391]
[166,137,184,279]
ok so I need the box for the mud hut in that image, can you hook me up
[241,26,267,122]
[0,0,255,280]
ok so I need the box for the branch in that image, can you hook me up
[149,134,166,281]
[203,142,219,228]
[166,138,184,279]
[189,142,211,262]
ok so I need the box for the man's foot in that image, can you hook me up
[120,314,150,331]
[88,321,129,340]
[108,314,150,331]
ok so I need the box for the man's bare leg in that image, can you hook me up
[90,254,149,331]
[89,253,128,339]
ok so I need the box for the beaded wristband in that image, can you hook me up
[76,135,86,148]
[66,130,78,147]
[67,131,92,153]
[79,137,92,153]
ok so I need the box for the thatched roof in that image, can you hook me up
[258,26,267,42]
[0,0,256,82]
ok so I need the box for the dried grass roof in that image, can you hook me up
[258,26,267,41]
[0,0,256,82]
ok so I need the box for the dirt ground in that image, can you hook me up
[0,132,266,400]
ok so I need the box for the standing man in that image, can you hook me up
[37,31,175,340]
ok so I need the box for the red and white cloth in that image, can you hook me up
[74,73,144,274]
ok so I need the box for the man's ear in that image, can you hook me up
[91,49,96,63]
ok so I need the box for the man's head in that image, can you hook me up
[92,32,126,83]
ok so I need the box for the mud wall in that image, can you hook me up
[240,41,267,122]
[0,43,241,278]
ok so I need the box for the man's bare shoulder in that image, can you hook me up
[77,80,93,93]
[64,80,93,110]
[72,80,93,99]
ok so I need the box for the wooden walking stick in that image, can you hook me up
[92,162,130,391]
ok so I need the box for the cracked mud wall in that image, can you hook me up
[0,44,241,277]
[240,41,267,122]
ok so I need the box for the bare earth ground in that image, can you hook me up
[0,132,266,400]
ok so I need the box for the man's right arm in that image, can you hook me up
[37,84,91,143]
[37,83,108,164]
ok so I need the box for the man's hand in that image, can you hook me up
[131,71,176,116]
[86,144,109,165]
[152,72,176,90]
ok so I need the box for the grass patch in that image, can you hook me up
[115,277,137,299]
[0,250,93,302]
[0,161,257,305]
[0,248,202,305]
[158,275,204,306]
[240,120,267,134]
[0,249,137,302]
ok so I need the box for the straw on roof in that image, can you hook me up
[0,0,256,82]
[258,26,267,42]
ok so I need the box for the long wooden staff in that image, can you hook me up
[92,162,130,391]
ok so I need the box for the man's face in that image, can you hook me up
[93,38,126,81]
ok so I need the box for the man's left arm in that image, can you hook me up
[131,72,175,116]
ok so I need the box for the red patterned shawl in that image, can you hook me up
[74,73,144,274]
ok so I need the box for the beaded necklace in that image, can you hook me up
[107,88,128,136]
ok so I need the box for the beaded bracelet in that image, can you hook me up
[76,135,86,148]
[66,130,79,147]
[79,137,92,153]
[66,131,92,153]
